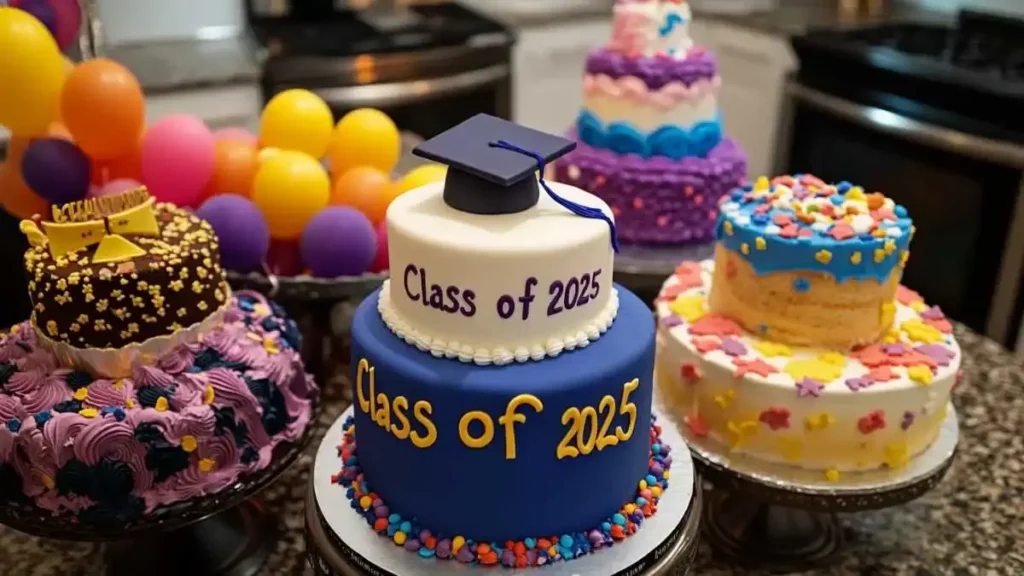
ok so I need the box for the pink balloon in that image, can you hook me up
[51,0,82,51]
[141,115,215,207]
[214,127,258,145]
[88,178,142,198]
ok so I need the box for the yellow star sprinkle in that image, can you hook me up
[726,419,759,450]
[881,328,902,344]
[668,295,707,322]
[909,300,928,313]
[755,237,767,250]
[884,442,909,469]
[900,319,943,344]
[805,412,835,432]
[73,387,88,401]
[723,220,734,236]
[874,248,886,263]
[899,250,909,268]
[907,365,933,386]
[815,250,832,264]
[741,242,750,255]
[155,396,169,412]
[884,239,896,255]
[753,341,792,358]
[253,303,270,317]
[753,176,770,191]
[824,468,841,482]
[41,475,54,489]
[817,352,846,367]
[263,338,281,355]
[125,398,137,409]
[713,389,736,409]
[850,251,862,265]
[205,385,216,405]
[181,435,198,453]
[783,359,843,383]
[79,408,99,419]
[776,437,803,462]
[113,379,125,390]
[846,187,866,200]
[198,458,216,473]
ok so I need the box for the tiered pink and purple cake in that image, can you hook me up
[0,189,316,522]
[555,0,747,245]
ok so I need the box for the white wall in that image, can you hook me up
[908,0,1024,17]
[96,0,244,45]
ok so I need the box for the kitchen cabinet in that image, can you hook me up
[512,20,612,134]
[145,83,262,134]
[689,18,797,179]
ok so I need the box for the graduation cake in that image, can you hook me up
[335,114,669,567]
[656,175,961,477]
[0,188,316,520]
[554,0,747,245]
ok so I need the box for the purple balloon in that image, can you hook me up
[21,138,91,204]
[300,207,377,277]
[16,0,59,40]
[197,194,270,272]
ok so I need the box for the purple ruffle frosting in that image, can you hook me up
[584,48,718,89]
[555,131,747,245]
[0,291,317,516]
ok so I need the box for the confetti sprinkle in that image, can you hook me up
[795,377,824,397]
[334,416,672,569]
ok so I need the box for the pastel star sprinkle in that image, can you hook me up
[907,364,933,386]
[901,319,944,344]
[784,359,842,383]
[680,362,702,384]
[845,376,873,391]
[753,341,792,357]
[733,358,778,378]
[805,412,834,431]
[815,250,832,264]
[915,344,956,366]
[901,410,915,430]
[857,410,885,434]
[868,366,897,381]
[726,419,759,450]
[759,406,791,430]
[689,314,743,337]
[713,389,736,408]
[661,315,684,328]
[817,352,847,367]
[883,441,909,469]
[755,236,767,250]
[721,337,748,357]
[684,413,708,438]
[795,377,824,397]
[850,251,862,265]
[693,337,721,353]
[669,295,707,322]
[824,468,841,482]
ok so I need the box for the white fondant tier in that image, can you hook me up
[582,78,719,133]
[384,181,618,364]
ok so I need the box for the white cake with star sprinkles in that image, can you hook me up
[656,175,960,478]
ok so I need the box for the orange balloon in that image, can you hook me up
[330,166,393,224]
[0,138,49,219]
[61,58,145,160]
[92,139,144,185]
[202,138,259,202]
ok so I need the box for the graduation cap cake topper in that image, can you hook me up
[413,114,619,251]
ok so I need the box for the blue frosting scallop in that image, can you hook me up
[576,110,722,160]
[349,285,655,542]
[715,178,914,283]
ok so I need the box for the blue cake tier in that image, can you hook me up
[349,284,655,542]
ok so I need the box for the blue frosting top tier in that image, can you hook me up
[577,110,722,160]
[715,175,914,283]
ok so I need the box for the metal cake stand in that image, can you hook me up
[677,403,959,573]
[0,399,320,576]
[305,407,702,576]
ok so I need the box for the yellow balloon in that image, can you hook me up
[0,7,66,136]
[328,108,400,176]
[252,151,330,240]
[394,164,447,197]
[258,147,285,163]
[259,89,333,158]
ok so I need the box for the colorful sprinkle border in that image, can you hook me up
[332,415,672,568]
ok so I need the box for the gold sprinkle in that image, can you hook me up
[155,397,169,412]
[204,385,216,405]
[73,387,88,401]
[181,435,198,453]
[198,458,216,473]
[79,408,99,419]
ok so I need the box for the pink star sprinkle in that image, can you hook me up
[759,407,791,430]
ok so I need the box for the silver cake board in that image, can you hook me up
[307,406,701,576]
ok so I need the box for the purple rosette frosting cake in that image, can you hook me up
[0,189,316,523]
[556,0,748,245]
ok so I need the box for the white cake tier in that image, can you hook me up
[610,0,693,58]
[383,180,619,365]
[582,75,720,133]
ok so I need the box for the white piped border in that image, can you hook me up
[376,280,619,366]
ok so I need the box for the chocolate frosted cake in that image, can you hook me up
[0,189,316,522]
[555,0,747,245]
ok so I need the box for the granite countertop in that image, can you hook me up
[102,36,260,95]
[0,322,1021,574]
